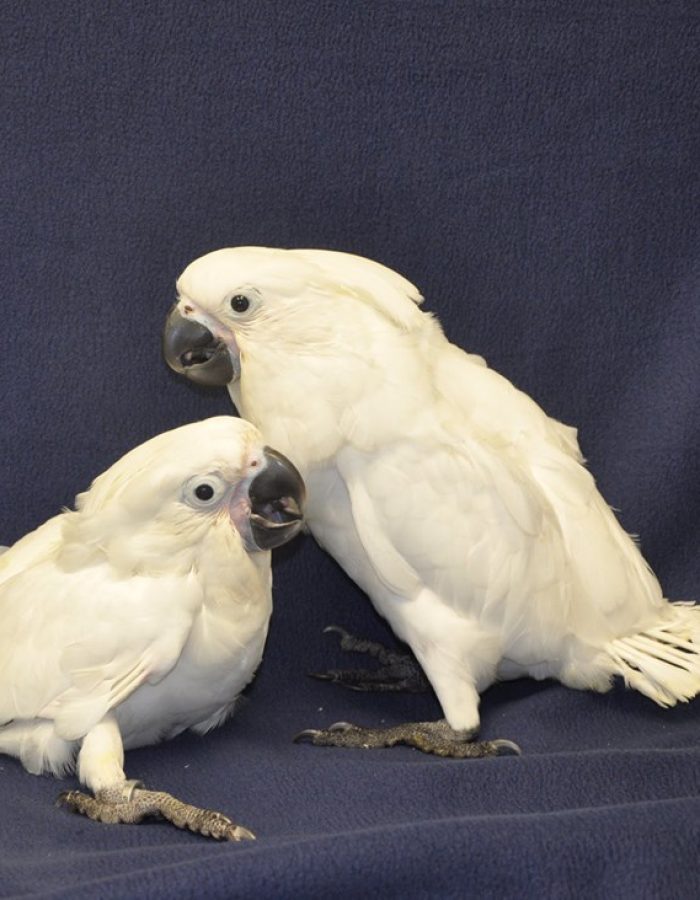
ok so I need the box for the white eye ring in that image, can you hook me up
[182,475,228,509]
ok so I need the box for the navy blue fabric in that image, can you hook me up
[1,2,699,897]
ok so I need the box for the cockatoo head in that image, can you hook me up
[61,417,305,573]
[162,246,425,390]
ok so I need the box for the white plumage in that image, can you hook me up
[0,415,303,838]
[166,247,700,739]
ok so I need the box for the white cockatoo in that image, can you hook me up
[163,247,700,758]
[0,416,304,836]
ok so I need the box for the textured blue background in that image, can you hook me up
[1,2,699,897]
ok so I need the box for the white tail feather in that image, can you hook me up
[604,603,700,706]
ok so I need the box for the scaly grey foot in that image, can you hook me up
[57,779,255,841]
[294,719,521,759]
[309,625,431,692]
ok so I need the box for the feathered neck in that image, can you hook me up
[230,314,446,468]
[57,506,238,579]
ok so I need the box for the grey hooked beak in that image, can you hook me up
[248,447,305,550]
[162,304,235,387]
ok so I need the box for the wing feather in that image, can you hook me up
[0,555,200,738]
[333,337,665,669]
[433,344,664,635]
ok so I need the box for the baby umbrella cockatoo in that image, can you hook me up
[163,247,700,758]
[0,416,304,838]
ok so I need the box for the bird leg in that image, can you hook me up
[303,624,521,758]
[58,779,255,841]
[295,718,520,758]
[58,713,254,841]
[309,625,431,692]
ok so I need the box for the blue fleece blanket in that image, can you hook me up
[1,2,698,897]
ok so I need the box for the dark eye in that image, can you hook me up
[194,483,215,501]
[183,474,227,508]
[230,294,250,313]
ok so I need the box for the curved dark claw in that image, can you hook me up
[293,725,357,742]
[293,728,322,744]
[323,625,350,638]
[492,739,522,756]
